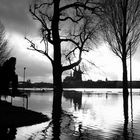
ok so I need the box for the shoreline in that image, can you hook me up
[0,100,49,127]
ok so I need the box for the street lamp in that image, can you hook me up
[23,67,26,83]
[23,67,26,105]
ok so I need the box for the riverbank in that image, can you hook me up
[0,100,49,127]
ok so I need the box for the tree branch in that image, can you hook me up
[60,16,82,23]
[60,2,99,14]
[35,1,53,9]
[25,37,53,63]
[29,5,53,45]
[62,59,81,72]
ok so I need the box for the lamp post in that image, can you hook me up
[23,67,26,92]
[23,67,26,107]
[23,67,26,83]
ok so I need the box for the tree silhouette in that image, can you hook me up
[99,0,140,120]
[26,0,99,111]
[0,21,10,66]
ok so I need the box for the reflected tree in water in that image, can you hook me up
[99,0,140,121]
[63,91,82,110]
[52,108,62,140]
[123,119,129,140]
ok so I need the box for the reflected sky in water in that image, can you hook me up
[2,88,140,140]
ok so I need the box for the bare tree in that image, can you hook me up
[0,22,10,66]
[26,0,99,111]
[99,0,140,120]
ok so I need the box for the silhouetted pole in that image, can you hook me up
[129,42,133,120]
[26,96,28,109]
[23,67,26,107]
[23,67,26,83]
[23,67,26,92]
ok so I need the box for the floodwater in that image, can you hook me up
[2,88,140,140]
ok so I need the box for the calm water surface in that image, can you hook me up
[3,88,140,140]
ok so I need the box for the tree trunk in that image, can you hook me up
[52,73,62,140]
[52,63,62,140]
[123,118,128,139]
[52,50,63,140]
[51,0,62,114]
[52,109,61,140]
[122,56,129,121]
[52,66,63,112]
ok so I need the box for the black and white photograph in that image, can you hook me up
[0,0,140,139]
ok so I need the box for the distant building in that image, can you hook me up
[63,66,83,83]
[73,66,83,81]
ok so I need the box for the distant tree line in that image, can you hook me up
[63,80,140,88]
[18,80,140,89]
[18,81,53,88]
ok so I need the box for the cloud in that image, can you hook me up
[0,0,39,36]
[1,0,140,83]
[0,0,54,82]
[8,33,53,82]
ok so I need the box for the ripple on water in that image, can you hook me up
[12,91,140,140]
[15,113,140,140]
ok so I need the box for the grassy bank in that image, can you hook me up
[0,100,49,127]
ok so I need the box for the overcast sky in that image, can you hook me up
[1,0,140,83]
[0,0,52,82]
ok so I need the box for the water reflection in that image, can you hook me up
[3,89,140,139]
[123,120,129,140]
[63,90,82,110]
[0,126,17,140]
[52,107,62,140]
[62,90,136,140]
[51,90,82,139]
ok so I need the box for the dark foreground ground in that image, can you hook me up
[0,100,49,127]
